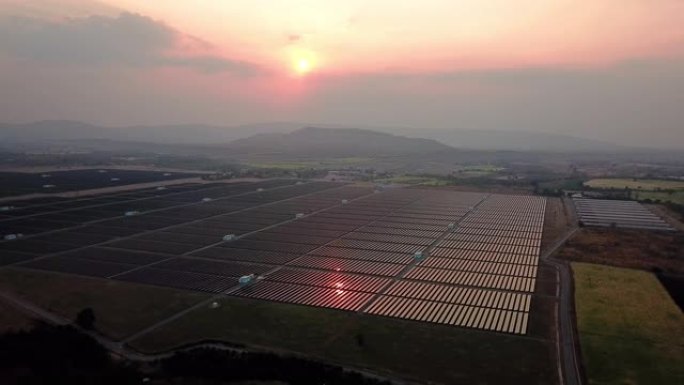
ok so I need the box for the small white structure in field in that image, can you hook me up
[4,233,22,241]
[41,174,51,178]
[163,173,172,176]
[256,187,264,192]
[239,274,257,285]
[447,223,455,230]
[341,199,349,205]
[202,197,212,202]
[42,184,55,188]
[98,170,107,173]
[222,234,237,241]
[0,206,14,212]
[209,301,220,309]
[414,250,427,260]
[110,177,120,182]
[156,186,166,191]
[295,213,305,219]
[296,181,304,185]
[124,210,140,216]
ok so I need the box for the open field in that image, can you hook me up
[131,296,558,385]
[585,178,684,191]
[452,164,505,178]
[573,263,684,385]
[557,228,684,274]
[633,190,684,205]
[541,197,574,254]
[247,157,373,170]
[0,268,208,340]
[374,175,448,185]
[0,299,35,333]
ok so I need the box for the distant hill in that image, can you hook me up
[0,120,299,144]
[225,127,454,157]
[391,128,625,152]
[0,120,647,153]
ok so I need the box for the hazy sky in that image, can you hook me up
[1,0,683,148]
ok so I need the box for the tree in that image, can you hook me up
[76,308,96,330]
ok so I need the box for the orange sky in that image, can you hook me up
[6,0,684,76]
[1,0,683,147]
[114,1,684,73]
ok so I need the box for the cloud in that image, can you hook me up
[0,12,259,75]
[286,33,301,42]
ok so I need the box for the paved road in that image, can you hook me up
[542,225,583,385]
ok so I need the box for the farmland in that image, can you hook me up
[585,178,684,191]
[247,157,373,170]
[557,228,684,274]
[633,190,684,205]
[0,178,558,384]
[573,263,684,385]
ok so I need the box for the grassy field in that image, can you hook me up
[375,175,450,186]
[585,178,684,191]
[632,190,684,205]
[131,296,559,385]
[573,263,684,385]
[453,164,505,178]
[247,157,373,170]
[0,268,209,340]
[0,299,35,333]
[460,164,504,172]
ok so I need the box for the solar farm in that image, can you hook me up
[574,198,674,231]
[0,180,547,336]
[0,169,201,196]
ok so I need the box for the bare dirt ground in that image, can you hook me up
[541,197,575,255]
[557,228,684,274]
[647,204,684,231]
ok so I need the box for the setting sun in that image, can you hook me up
[288,47,318,76]
[296,58,312,74]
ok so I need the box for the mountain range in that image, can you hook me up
[0,120,645,153]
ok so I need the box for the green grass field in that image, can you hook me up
[632,190,684,205]
[573,263,684,385]
[585,178,684,191]
[453,164,505,177]
[375,175,450,186]
[131,296,558,384]
[0,268,209,340]
[247,157,373,170]
[461,164,504,172]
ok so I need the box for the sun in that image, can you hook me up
[288,48,318,76]
[295,57,313,75]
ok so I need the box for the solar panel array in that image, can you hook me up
[363,194,545,334]
[573,198,674,231]
[2,180,547,335]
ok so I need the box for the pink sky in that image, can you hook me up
[6,0,684,75]
[1,0,683,147]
